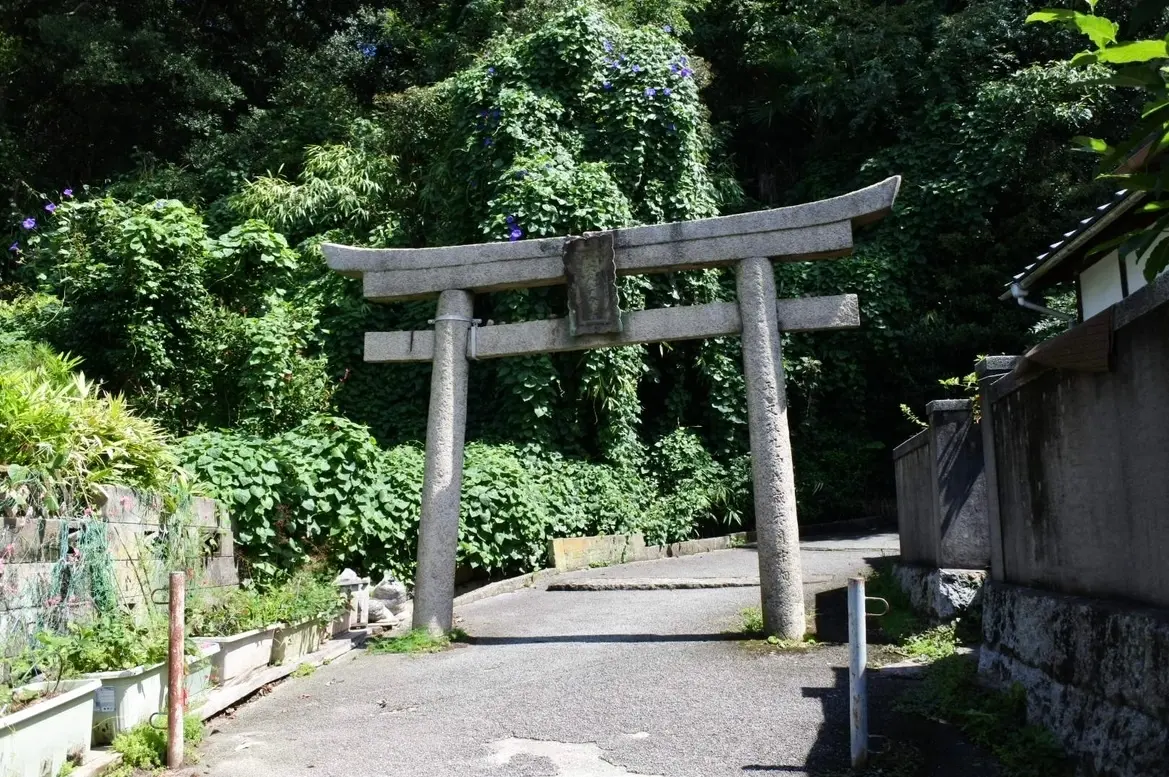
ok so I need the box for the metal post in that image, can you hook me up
[848,576,868,769]
[167,571,185,769]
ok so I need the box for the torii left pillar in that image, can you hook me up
[413,289,473,633]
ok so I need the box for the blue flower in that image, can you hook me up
[63,188,73,198]
[663,24,673,33]
[645,87,657,97]
[609,60,621,70]
[631,64,642,73]
[681,67,693,78]
[603,39,613,52]
[506,214,516,224]
[602,81,612,90]
[44,202,56,213]
[21,218,35,230]
[508,227,523,242]
[483,137,493,147]
[487,66,496,75]
[8,242,18,252]
[663,87,672,96]
[359,43,376,57]
[670,62,680,74]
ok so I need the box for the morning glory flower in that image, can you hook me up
[8,242,18,252]
[631,64,642,73]
[603,39,613,52]
[508,227,523,241]
[663,87,672,96]
[681,67,693,78]
[21,218,35,230]
[359,43,376,57]
[487,66,496,75]
[645,87,657,97]
[663,25,673,33]
[63,188,73,198]
[44,202,56,213]
[506,214,516,224]
[603,81,612,90]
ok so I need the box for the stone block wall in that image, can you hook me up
[980,582,1169,777]
[0,484,236,646]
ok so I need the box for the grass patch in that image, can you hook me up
[863,567,970,662]
[367,628,468,654]
[291,662,315,678]
[110,713,205,772]
[898,655,1069,777]
[737,606,819,651]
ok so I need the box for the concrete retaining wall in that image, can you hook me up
[0,485,236,642]
[980,582,1169,777]
[547,532,752,572]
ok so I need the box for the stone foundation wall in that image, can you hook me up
[546,532,753,572]
[979,582,1169,777]
[892,564,985,621]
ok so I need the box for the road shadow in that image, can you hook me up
[811,554,894,644]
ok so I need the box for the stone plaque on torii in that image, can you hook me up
[323,176,900,639]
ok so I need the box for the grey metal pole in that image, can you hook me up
[848,576,868,769]
[167,571,185,769]
[413,289,474,635]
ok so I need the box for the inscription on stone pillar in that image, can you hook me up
[563,234,621,336]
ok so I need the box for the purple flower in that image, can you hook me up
[609,60,621,70]
[506,214,517,224]
[602,80,612,90]
[645,87,657,97]
[508,227,523,242]
[21,218,35,230]
[681,67,693,78]
[670,62,680,74]
[487,66,496,75]
[44,202,56,213]
[663,25,673,33]
[631,64,642,73]
[663,87,672,96]
[603,39,613,52]
[8,242,18,252]
[359,43,376,57]
[63,188,73,198]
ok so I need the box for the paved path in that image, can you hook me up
[199,533,899,777]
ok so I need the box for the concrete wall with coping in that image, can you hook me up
[988,276,1169,608]
[892,400,989,570]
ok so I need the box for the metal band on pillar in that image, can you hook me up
[430,315,482,360]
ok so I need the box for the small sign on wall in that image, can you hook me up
[94,687,115,713]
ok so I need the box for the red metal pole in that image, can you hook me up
[167,571,185,769]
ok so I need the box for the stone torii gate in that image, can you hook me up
[323,176,900,639]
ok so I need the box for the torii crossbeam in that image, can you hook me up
[324,175,900,638]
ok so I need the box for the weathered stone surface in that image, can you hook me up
[979,582,1169,777]
[892,564,985,621]
[372,575,409,611]
[323,176,899,278]
[364,295,860,363]
[366,598,402,624]
[547,533,647,572]
[564,233,621,335]
[737,256,804,639]
[413,289,474,635]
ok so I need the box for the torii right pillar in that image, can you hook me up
[738,256,805,638]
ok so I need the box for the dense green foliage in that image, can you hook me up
[1028,0,1169,279]
[1,0,1149,576]
[186,570,345,635]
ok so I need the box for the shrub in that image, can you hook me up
[0,345,176,491]
[29,612,174,676]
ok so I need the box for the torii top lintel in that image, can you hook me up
[322,176,900,303]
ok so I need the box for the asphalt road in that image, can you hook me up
[198,534,899,777]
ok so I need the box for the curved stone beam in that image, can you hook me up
[323,176,900,302]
